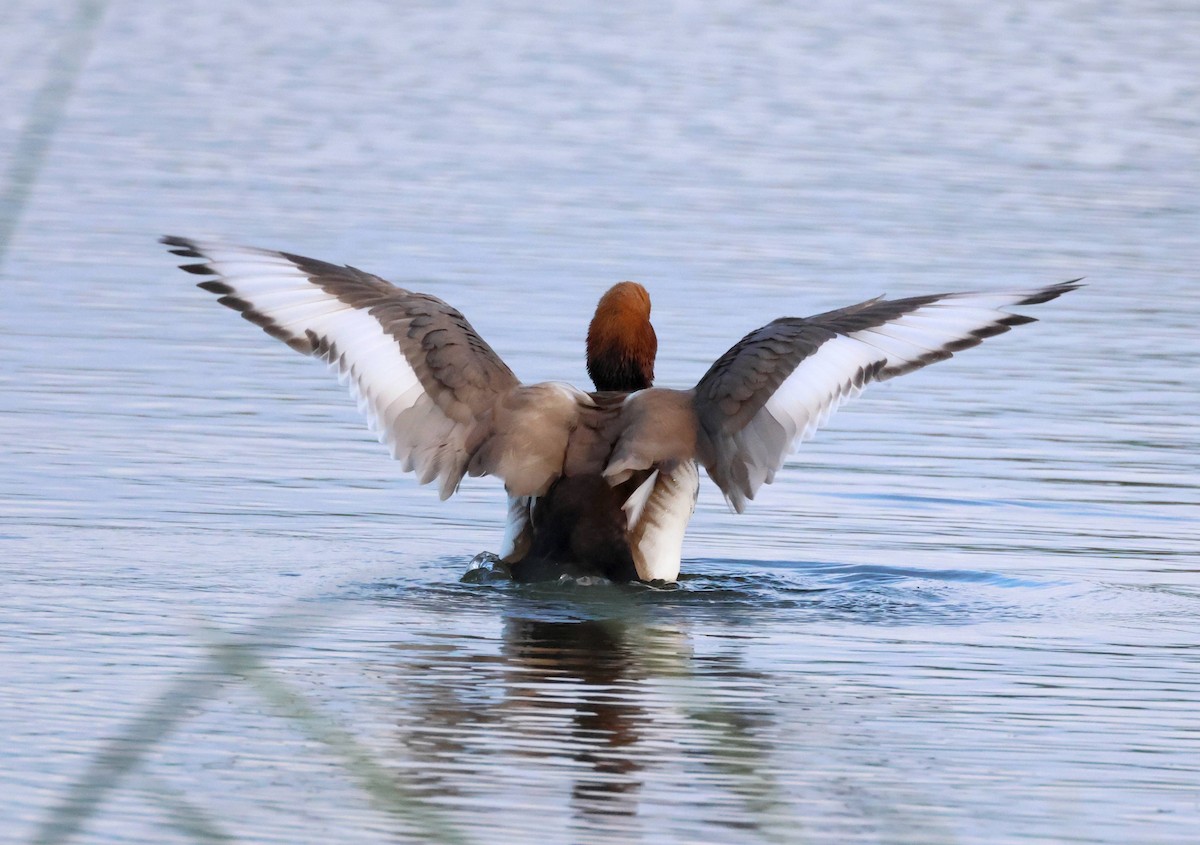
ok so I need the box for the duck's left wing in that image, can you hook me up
[164,236,521,498]
[693,282,1081,511]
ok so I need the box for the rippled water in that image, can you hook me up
[2,1,1198,843]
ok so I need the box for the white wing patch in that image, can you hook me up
[625,461,699,583]
[622,469,659,529]
[847,293,1039,377]
[719,335,884,499]
[499,495,534,562]
[730,288,1061,508]
[762,335,882,453]
[182,240,466,498]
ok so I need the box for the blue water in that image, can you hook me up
[2,1,1198,843]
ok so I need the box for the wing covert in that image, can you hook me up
[694,281,1081,511]
[164,236,521,498]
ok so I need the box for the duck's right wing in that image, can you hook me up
[692,282,1081,511]
[165,236,540,499]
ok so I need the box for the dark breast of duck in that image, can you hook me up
[163,235,1080,583]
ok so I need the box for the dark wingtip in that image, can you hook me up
[160,235,206,259]
[1019,279,1085,305]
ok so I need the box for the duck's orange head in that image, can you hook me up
[586,281,657,393]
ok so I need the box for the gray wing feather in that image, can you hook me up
[694,282,1081,511]
[165,236,541,498]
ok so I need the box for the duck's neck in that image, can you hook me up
[586,282,657,393]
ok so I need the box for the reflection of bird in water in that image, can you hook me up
[377,601,797,834]
[165,236,1078,583]
[503,618,648,820]
[383,615,689,825]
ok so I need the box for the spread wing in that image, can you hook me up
[694,281,1082,511]
[164,236,536,498]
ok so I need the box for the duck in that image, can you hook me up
[163,235,1079,583]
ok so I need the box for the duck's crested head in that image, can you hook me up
[586,281,657,393]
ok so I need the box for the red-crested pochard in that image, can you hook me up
[163,236,1079,583]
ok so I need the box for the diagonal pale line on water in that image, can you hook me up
[204,632,471,845]
[30,669,234,845]
[0,0,107,268]
[31,611,470,845]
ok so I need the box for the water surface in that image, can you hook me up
[2,1,1198,843]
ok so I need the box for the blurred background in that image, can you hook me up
[2,1,1197,843]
